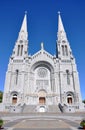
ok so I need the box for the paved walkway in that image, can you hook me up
[0,112,85,130]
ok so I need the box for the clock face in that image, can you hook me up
[37,68,47,78]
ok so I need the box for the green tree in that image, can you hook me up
[0,91,3,103]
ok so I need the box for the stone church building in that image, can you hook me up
[2,12,84,112]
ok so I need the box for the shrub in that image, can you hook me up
[0,119,3,126]
[80,119,85,127]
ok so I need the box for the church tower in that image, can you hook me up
[57,12,82,109]
[3,13,29,107]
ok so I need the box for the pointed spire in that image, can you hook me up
[20,11,27,33]
[18,11,28,41]
[57,11,67,41]
[12,12,28,58]
[57,12,73,59]
[58,11,65,32]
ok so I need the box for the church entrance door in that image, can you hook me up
[12,97,17,104]
[39,97,45,105]
[67,97,72,104]
[12,94,17,104]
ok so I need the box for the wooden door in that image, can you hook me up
[39,97,45,104]
[12,97,17,104]
[68,97,72,104]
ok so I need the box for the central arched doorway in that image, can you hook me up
[37,90,47,112]
[39,97,45,104]
[38,90,46,105]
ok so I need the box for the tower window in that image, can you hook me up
[21,45,23,56]
[17,45,23,56]
[62,45,65,56]
[65,45,68,56]
[17,45,20,56]
[62,45,68,56]
[66,70,70,85]
[15,70,19,85]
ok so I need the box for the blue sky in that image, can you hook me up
[0,0,85,99]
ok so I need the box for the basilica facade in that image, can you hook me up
[2,13,83,112]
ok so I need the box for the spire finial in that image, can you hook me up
[25,11,27,15]
[58,11,60,15]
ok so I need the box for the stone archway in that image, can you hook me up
[67,94,73,104]
[38,90,46,105]
[31,61,54,95]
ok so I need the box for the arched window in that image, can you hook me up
[17,45,20,56]
[62,45,65,56]
[65,45,68,56]
[15,70,19,85]
[20,45,23,56]
[66,70,70,85]
[17,45,23,56]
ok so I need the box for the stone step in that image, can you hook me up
[22,105,36,113]
[22,105,61,113]
[48,105,61,113]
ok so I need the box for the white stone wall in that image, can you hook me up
[3,50,82,107]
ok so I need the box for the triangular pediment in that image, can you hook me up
[31,49,53,60]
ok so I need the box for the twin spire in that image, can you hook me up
[18,12,28,41]
[19,11,67,42]
[58,12,65,32]
[57,12,73,59]
[12,12,28,58]
[57,11,67,42]
[19,11,67,41]
[12,11,70,59]
[20,12,27,33]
